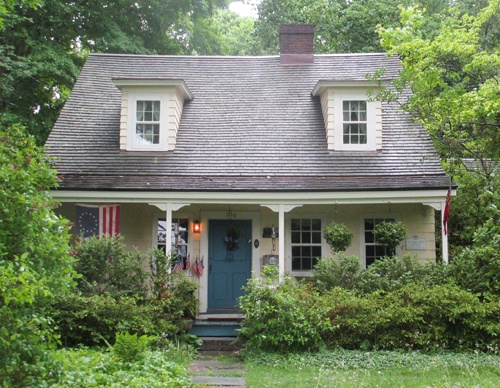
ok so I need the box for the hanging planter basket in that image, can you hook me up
[323,222,354,253]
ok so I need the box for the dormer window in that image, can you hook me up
[112,78,193,152]
[312,80,387,151]
[343,100,367,145]
[136,100,160,145]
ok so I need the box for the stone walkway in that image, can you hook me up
[189,351,246,387]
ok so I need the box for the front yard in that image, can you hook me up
[245,349,500,387]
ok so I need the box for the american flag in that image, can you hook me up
[443,188,451,235]
[173,256,184,272]
[76,204,120,238]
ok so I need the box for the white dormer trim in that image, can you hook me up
[312,80,387,151]
[112,79,193,151]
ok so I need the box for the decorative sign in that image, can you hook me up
[254,239,260,248]
[406,237,426,250]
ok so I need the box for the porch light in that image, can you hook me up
[193,220,201,234]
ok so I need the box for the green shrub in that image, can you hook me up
[49,347,195,387]
[73,235,147,297]
[323,222,354,253]
[312,255,361,290]
[51,294,179,347]
[239,275,325,352]
[113,332,155,362]
[0,124,77,386]
[355,254,448,294]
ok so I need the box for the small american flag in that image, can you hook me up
[173,256,184,272]
[76,204,120,238]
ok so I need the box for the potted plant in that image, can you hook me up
[373,221,407,256]
[323,222,354,253]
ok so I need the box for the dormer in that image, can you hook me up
[112,78,193,151]
[312,80,388,151]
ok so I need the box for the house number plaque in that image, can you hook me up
[406,237,426,250]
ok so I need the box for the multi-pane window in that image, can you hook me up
[136,100,160,145]
[291,218,322,271]
[364,218,394,267]
[343,100,367,145]
[157,218,189,261]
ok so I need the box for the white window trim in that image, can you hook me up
[334,91,376,151]
[127,92,169,151]
[154,214,194,257]
[285,214,326,276]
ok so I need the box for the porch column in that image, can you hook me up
[148,202,190,256]
[423,201,449,264]
[262,204,302,282]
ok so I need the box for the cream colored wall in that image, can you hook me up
[57,202,436,275]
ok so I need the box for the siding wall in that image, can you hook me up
[59,202,437,273]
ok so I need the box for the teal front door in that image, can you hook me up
[208,219,252,312]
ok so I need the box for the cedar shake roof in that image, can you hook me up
[46,53,449,192]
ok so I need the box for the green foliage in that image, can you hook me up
[51,245,198,348]
[51,293,180,347]
[312,255,361,290]
[240,252,500,352]
[113,332,155,363]
[148,249,199,319]
[0,0,230,144]
[378,1,500,167]
[0,124,76,385]
[74,235,147,297]
[354,254,446,294]
[448,184,500,298]
[323,222,354,253]
[239,275,325,352]
[48,347,195,387]
[372,221,407,255]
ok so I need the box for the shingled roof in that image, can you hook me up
[46,53,449,192]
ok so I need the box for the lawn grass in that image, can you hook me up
[245,350,500,387]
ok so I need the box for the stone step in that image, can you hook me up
[199,336,243,352]
[190,319,241,337]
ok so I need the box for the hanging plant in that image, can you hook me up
[373,221,407,255]
[323,222,354,253]
[224,224,241,251]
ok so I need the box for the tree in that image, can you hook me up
[0,124,76,385]
[0,0,230,145]
[377,0,500,251]
[253,0,457,55]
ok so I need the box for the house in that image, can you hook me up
[47,24,453,315]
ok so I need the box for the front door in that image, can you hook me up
[208,219,252,312]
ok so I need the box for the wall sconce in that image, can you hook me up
[193,220,201,234]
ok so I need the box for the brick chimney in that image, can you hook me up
[280,24,315,65]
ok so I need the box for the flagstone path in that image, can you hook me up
[189,351,246,387]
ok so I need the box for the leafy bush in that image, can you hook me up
[148,249,199,319]
[74,235,147,297]
[239,275,500,352]
[51,293,180,347]
[312,255,361,290]
[354,254,448,294]
[323,222,354,253]
[113,332,155,363]
[448,192,500,298]
[239,275,325,352]
[0,124,77,385]
[48,347,195,387]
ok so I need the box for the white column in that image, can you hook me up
[261,204,302,282]
[278,206,286,281]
